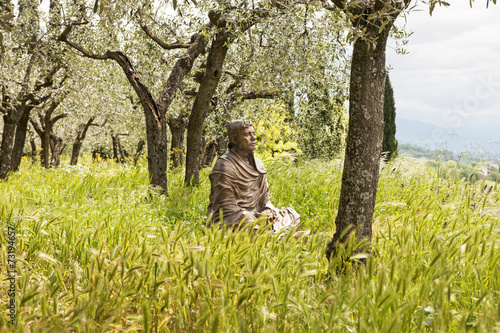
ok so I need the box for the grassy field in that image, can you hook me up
[0,156,499,332]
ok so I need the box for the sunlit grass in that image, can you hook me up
[0,156,498,332]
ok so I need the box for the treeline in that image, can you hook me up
[427,160,500,184]
[399,144,500,183]
[399,143,457,161]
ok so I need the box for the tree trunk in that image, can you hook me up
[30,138,37,163]
[326,32,390,260]
[134,139,145,165]
[168,114,187,168]
[110,52,170,192]
[112,135,120,163]
[0,116,16,179]
[70,140,83,165]
[50,133,63,168]
[117,136,127,163]
[31,105,66,169]
[11,107,32,172]
[216,136,227,156]
[40,127,51,168]
[202,138,218,168]
[60,143,67,157]
[92,148,99,162]
[144,116,169,192]
[70,116,94,165]
[185,32,229,185]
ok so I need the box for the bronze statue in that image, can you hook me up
[207,120,300,233]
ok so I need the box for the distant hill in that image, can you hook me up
[398,143,457,161]
[396,118,500,155]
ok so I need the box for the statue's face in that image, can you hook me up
[234,126,256,153]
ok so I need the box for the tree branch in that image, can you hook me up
[157,32,208,117]
[59,24,111,60]
[139,23,191,50]
[77,116,95,141]
[51,113,67,125]
[29,117,43,136]
[183,89,198,96]
[89,115,109,127]
[59,24,162,126]
[21,52,39,92]
[28,93,52,106]
[232,90,279,101]
[223,69,247,79]
[45,101,60,122]
[34,64,64,92]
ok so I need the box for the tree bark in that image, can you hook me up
[11,106,33,171]
[60,143,67,157]
[117,136,127,163]
[168,114,187,168]
[30,138,37,163]
[40,126,51,168]
[70,116,94,165]
[49,133,63,168]
[133,139,145,165]
[112,135,120,163]
[326,20,393,259]
[185,31,229,185]
[201,138,218,168]
[70,138,84,166]
[0,116,16,179]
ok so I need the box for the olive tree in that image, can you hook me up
[323,0,495,260]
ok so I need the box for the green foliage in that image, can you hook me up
[1,156,499,331]
[382,74,398,159]
[293,83,346,160]
[251,102,300,160]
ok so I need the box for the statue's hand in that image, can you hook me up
[241,210,257,222]
[259,209,277,222]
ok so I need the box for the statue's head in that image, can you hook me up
[227,120,255,152]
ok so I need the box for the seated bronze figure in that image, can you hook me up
[207,120,300,233]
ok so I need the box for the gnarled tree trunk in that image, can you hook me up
[201,138,218,168]
[11,107,33,171]
[185,29,229,186]
[49,133,63,168]
[168,113,187,168]
[30,138,37,163]
[0,116,16,179]
[30,103,67,169]
[112,134,121,163]
[134,139,145,165]
[117,135,127,163]
[70,116,95,165]
[0,55,61,179]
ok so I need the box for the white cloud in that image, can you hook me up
[387,0,500,142]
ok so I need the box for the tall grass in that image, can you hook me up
[0,156,498,332]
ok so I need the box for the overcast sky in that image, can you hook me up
[386,0,500,135]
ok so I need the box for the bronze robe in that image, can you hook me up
[207,150,300,232]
